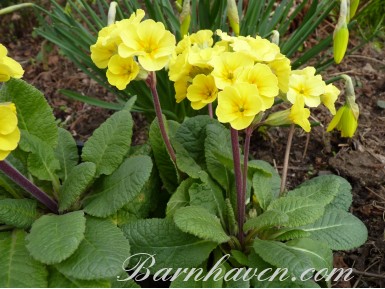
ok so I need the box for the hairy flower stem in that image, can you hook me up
[0,161,58,214]
[230,128,244,247]
[208,103,213,119]
[147,72,176,164]
[280,124,295,195]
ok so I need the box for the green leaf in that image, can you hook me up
[326,177,352,211]
[55,128,79,181]
[285,238,333,274]
[149,117,179,193]
[189,179,226,221]
[0,78,58,147]
[174,206,230,244]
[253,239,313,280]
[244,210,289,232]
[26,211,86,265]
[270,228,311,241]
[0,198,39,228]
[122,218,216,273]
[82,110,133,177]
[174,115,216,167]
[84,155,152,217]
[205,123,233,191]
[59,162,96,212]
[56,217,131,280]
[301,208,368,250]
[267,196,324,227]
[174,141,209,182]
[19,130,60,182]
[48,267,110,288]
[287,175,349,207]
[166,178,196,217]
[252,171,276,210]
[0,230,47,287]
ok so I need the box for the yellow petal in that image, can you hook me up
[0,105,18,135]
[0,127,20,151]
[0,149,11,161]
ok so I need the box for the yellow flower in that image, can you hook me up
[119,19,176,71]
[287,67,326,107]
[289,96,311,132]
[174,76,190,103]
[267,53,291,93]
[216,83,263,130]
[169,51,192,82]
[238,63,279,110]
[210,52,254,89]
[187,74,218,110]
[231,36,280,62]
[0,103,21,161]
[321,84,340,115]
[106,55,140,90]
[0,44,24,82]
[327,103,359,137]
[90,9,146,69]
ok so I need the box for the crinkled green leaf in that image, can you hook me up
[84,155,152,217]
[0,78,58,147]
[285,238,333,274]
[174,115,216,167]
[267,196,324,227]
[174,206,230,244]
[26,211,86,265]
[0,198,38,228]
[253,239,313,280]
[244,210,289,232]
[56,217,130,280]
[0,230,48,287]
[205,123,233,191]
[189,179,226,221]
[287,175,349,208]
[149,117,179,193]
[55,128,79,181]
[122,218,216,273]
[48,267,110,288]
[166,178,196,217]
[301,208,368,250]
[59,162,96,212]
[19,130,60,182]
[252,161,281,210]
[82,110,133,177]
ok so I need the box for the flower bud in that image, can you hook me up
[264,110,291,127]
[333,0,349,64]
[107,2,118,25]
[227,0,240,36]
[349,0,360,21]
[179,0,191,36]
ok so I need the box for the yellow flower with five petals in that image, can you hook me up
[119,19,176,71]
[106,55,140,90]
[216,83,263,130]
[186,74,218,110]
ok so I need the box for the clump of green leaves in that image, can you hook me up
[0,79,158,287]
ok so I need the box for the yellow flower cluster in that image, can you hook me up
[169,29,340,131]
[0,44,24,82]
[0,103,20,161]
[90,9,176,90]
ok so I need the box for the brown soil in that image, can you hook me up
[1,6,384,288]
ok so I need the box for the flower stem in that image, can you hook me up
[0,160,58,213]
[280,124,295,195]
[208,103,213,119]
[230,128,244,247]
[147,72,176,164]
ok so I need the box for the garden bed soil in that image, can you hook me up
[1,8,384,288]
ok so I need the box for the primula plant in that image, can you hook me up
[0,1,368,288]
